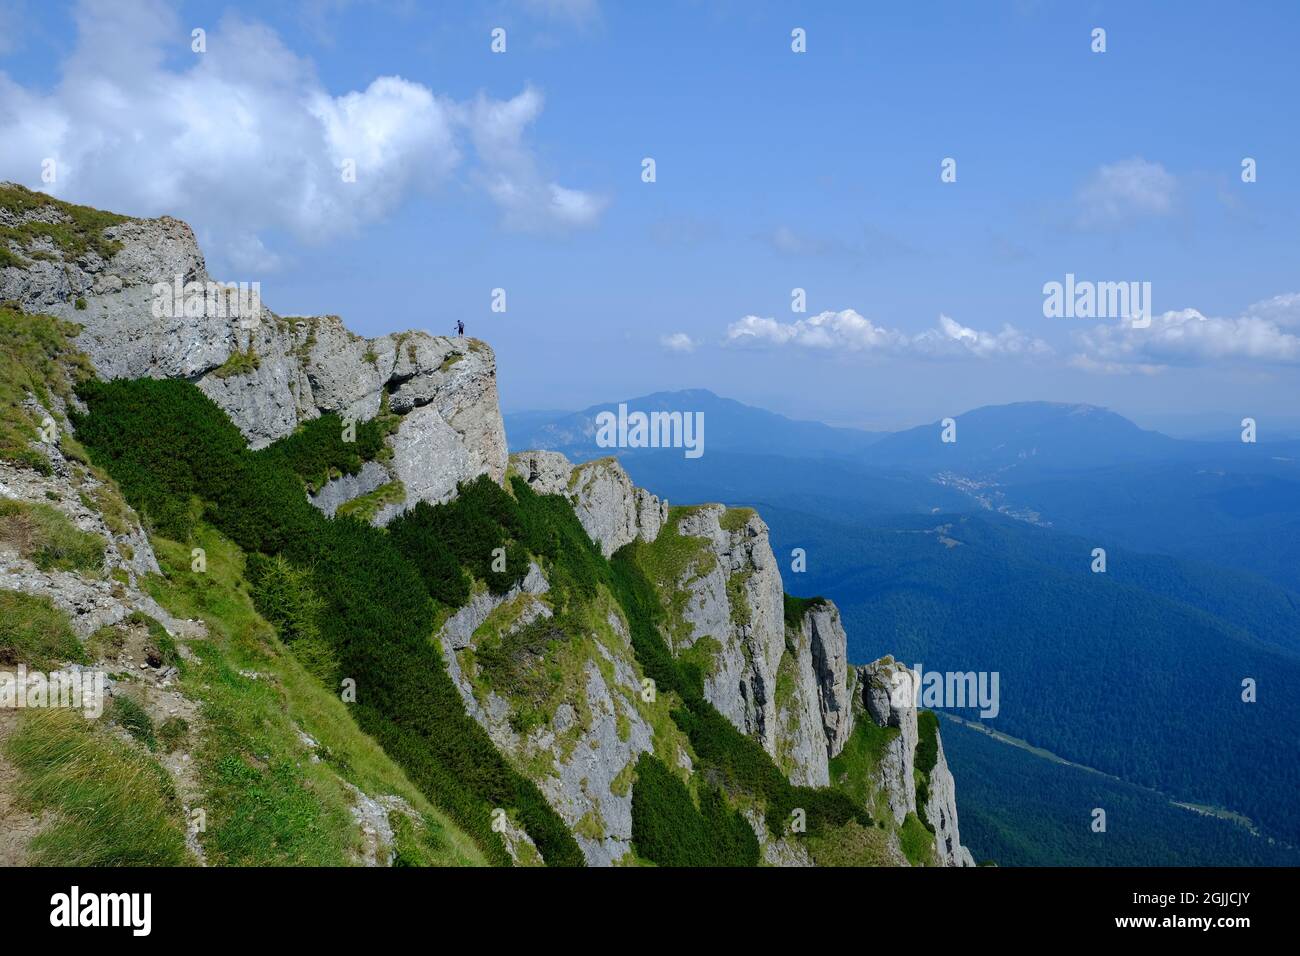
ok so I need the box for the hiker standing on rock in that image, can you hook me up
[456,320,465,337]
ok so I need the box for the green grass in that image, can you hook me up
[718,506,754,533]
[143,525,486,866]
[782,593,829,631]
[0,590,86,668]
[335,479,405,523]
[899,811,937,866]
[211,346,260,379]
[0,182,129,270]
[109,693,157,750]
[157,716,189,752]
[0,499,105,573]
[6,708,190,866]
[0,307,94,474]
[808,819,899,867]
[828,717,899,819]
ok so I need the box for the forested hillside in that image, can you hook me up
[757,504,1300,848]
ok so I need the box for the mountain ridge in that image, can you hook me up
[0,182,973,868]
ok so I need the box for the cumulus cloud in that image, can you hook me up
[724,310,1052,360]
[1242,292,1300,328]
[1077,157,1176,227]
[1072,298,1300,371]
[0,0,604,271]
[659,332,696,353]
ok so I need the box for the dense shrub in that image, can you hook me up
[248,555,338,685]
[629,753,758,866]
[74,375,870,867]
[388,477,531,599]
[782,593,828,631]
[915,709,940,830]
[266,412,390,492]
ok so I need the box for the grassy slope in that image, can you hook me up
[143,525,487,866]
[0,182,130,270]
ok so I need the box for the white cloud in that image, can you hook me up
[724,310,1051,360]
[1242,292,1300,328]
[659,332,696,353]
[1077,157,1176,227]
[0,0,604,271]
[1066,354,1165,377]
[1072,299,1300,371]
[464,86,608,231]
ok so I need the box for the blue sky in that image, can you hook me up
[2,0,1298,433]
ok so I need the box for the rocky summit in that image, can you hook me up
[0,182,973,867]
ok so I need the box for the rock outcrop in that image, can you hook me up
[512,451,666,556]
[1,192,506,520]
[925,733,977,868]
[776,601,854,786]
[856,658,975,866]
[860,658,920,823]
[644,503,855,787]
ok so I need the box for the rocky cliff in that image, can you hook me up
[1,184,505,522]
[1,183,974,867]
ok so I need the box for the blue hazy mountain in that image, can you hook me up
[862,401,1188,475]
[504,388,886,460]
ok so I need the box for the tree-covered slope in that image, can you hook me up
[759,504,1300,849]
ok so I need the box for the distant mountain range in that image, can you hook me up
[509,390,1299,475]
[506,388,887,460]
[508,391,1300,591]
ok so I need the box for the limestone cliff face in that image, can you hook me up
[925,732,976,867]
[0,198,506,521]
[777,601,854,785]
[858,658,975,867]
[512,451,666,556]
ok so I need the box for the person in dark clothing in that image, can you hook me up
[456,320,465,337]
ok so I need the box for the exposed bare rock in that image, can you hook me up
[1,190,506,509]
[855,657,975,865]
[805,602,853,757]
[511,451,667,556]
[309,461,391,518]
[925,734,977,867]
[436,563,550,652]
[858,657,919,825]
[672,505,785,759]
